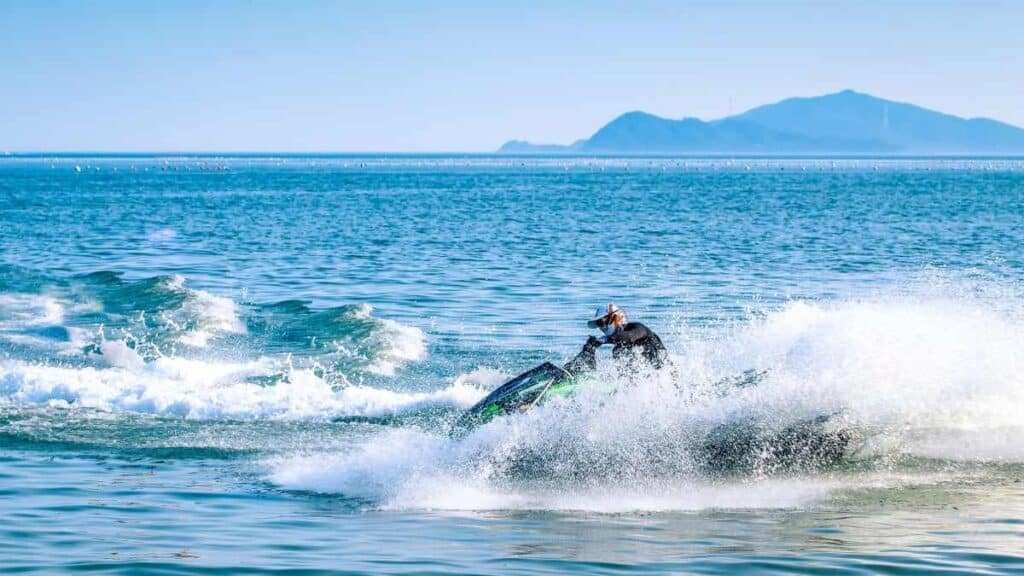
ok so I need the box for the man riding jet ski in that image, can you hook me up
[453,304,853,472]
[457,303,670,429]
[569,303,670,373]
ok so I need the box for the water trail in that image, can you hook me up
[269,291,1024,510]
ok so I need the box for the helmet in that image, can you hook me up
[587,303,627,331]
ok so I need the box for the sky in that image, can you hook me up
[1,0,1021,152]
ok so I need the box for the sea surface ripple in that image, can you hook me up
[1,155,1022,574]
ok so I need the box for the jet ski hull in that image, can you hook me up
[454,362,586,430]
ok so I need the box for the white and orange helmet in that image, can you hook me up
[588,302,627,334]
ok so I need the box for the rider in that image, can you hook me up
[569,302,669,372]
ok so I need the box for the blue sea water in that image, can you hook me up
[1,155,1023,574]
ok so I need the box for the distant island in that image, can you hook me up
[498,90,1024,155]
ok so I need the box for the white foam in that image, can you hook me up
[0,294,66,329]
[162,276,247,347]
[99,339,147,371]
[354,305,427,376]
[267,428,957,512]
[381,476,841,513]
[0,358,485,421]
[0,294,85,354]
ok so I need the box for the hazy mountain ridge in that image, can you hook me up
[499,90,1024,154]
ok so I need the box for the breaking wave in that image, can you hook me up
[0,357,481,420]
[0,270,434,419]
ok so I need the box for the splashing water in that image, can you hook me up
[268,289,1024,511]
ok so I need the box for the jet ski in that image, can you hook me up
[452,343,777,432]
[452,344,854,472]
[452,343,598,431]
[693,411,855,475]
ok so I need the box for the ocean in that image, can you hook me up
[1,155,1022,574]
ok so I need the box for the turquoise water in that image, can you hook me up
[1,155,1023,574]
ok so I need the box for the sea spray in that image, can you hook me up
[268,292,1024,509]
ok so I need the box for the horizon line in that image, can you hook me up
[5,151,1024,160]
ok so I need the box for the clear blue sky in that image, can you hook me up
[2,0,1021,152]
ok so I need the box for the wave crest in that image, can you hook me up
[0,358,481,420]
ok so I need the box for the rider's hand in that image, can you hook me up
[585,336,602,348]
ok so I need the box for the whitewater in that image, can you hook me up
[1,155,1022,574]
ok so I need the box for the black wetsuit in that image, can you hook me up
[603,322,669,369]
[568,322,669,374]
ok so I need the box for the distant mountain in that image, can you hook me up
[498,90,1024,155]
